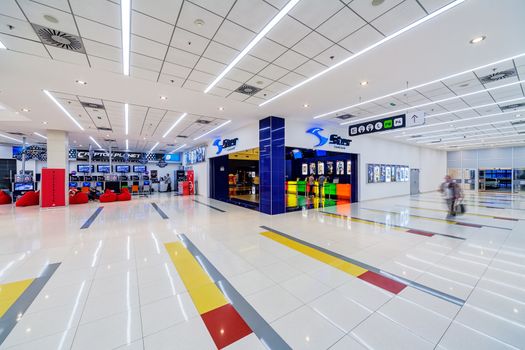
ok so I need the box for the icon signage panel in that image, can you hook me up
[349,114,405,137]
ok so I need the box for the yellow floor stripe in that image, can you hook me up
[165,242,228,314]
[260,231,367,276]
[0,278,34,317]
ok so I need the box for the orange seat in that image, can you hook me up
[131,185,139,195]
[81,187,90,193]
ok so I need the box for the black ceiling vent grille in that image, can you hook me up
[235,84,261,96]
[410,135,422,138]
[518,131,525,134]
[32,24,85,53]
[511,120,525,125]
[104,138,116,142]
[500,102,525,111]
[166,143,176,146]
[97,127,112,131]
[7,132,25,136]
[479,68,517,84]
[81,102,105,109]
[430,139,442,143]
[195,119,211,124]
[336,114,356,120]
[159,149,166,152]
[177,135,188,138]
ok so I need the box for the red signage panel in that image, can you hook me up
[41,168,66,207]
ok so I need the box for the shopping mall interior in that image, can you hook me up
[0,0,524,349]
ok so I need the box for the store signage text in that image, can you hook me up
[306,127,351,149]
[349,114,405,137]
[213,137,238,154]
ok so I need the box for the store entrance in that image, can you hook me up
[479,168,512,192]
[285,147,358,211]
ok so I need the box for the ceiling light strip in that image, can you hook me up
[33,132,47,139]
[171,144,187,153]
[313,52,525,119]
[149,142,159,154]
[163,113,188,138]
[125,103,129,135]
[340,80,525,125]
[409,124,525,142]
[121,0,131,76]
[43,90,84,131]
[89,136,103,149]
[193,120,231,140]
[0,133,22,143]
[417,131,525,144]
[260,0,466,107]
[439,139,525,149]
[204,0,301,93]
[126,139,129,150]
[0,40,6,49]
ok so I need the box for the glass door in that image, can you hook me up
[514,168,525,193]
[463,168,476,190]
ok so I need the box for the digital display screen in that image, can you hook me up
[96,182,103,187]
[69,182,78,188]
[143,181,150,185]
[97,165,111,173]
[133,165,147,173]
[14,182,34,191]
[116,165,130,173]
[82,182,91,187]
[77,164,94,173]
[292,149,302,159]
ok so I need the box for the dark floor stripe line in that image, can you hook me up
[80,207,104,229]
[260,226,465,307]
[193,199,226,213]
[151,202,169,219]
[178,234,291,350]
[0,263,61,345]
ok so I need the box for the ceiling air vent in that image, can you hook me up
[177,135,188,138]
[511,120,525,125]
[479,68,517,84]
[81,102,105,109]
[336,114,356,120]
[97,127,112,131]
[235,84,261,96]
[166,143,176,146]
[195,119,211,124]
[500,102,525,111]
[430,139,442,143]
[7,132,25,136]
[32,24,85,53]
[410,135,422,138]
[159,149,166,152]
[518,131,525,134]
[104,138,116,142]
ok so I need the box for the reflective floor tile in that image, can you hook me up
[245,285,303,322]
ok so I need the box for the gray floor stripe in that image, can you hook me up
[151,202,169,219]
[193,200,226,212]
[80,207,104,229]
[178,234,291,350]
[260,226,465,307]
[0,263,61,345]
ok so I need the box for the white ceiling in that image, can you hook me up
[0,0,524,152]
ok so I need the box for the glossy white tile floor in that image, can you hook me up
[0,190,524,349]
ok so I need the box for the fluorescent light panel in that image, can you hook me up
[0,133,22,143]
[124,103,129,135]
[0,40,6,49]
[43,90,84,130]
[163,113,187,138]
[261,0,466,107]
[194,120,231,140]
[121,0,131,76]
[313,52,525,119]
[340,80,525,125]
[33,132,47,139]
[89,136,102,149]
[125,139,129,150]
[204,0,301,93]
[149,142,159,153]
[171,144,187,153]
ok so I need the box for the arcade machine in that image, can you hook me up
[12,172,35,201]
[96,165,111,191]
[175,170,185,194]
[77,164,94,191]
[132,165,147,195]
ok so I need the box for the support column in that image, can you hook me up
[42,130,68,207]
[259,116,285,215]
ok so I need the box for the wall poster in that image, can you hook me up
[367,164,409,183]
[336,161,344,175]
[367,164,374,183]
[317,162,324,175]
[327,162,334,175]
[347,160,352,175]
[385,165,392,182]
[302,163,308,175]
[309,163,316,175]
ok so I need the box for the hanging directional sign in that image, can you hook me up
[349,114,405,137]
[406,111,425,127]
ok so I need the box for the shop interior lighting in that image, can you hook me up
[193,120,231,140]
[43,90,84,130]
[163,113,187,138]
[121,0,131,75]
[89,136,103,149]
[340,80,525,125]
[313,52,525,119]
[204,0,301,93]
[124,103,129,135]
[33,132,47,139]
[148,142,159,153]
[260,0,465,107]
[0,133,22,143]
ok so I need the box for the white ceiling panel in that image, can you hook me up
[47,46,89,66]
[17,0,78,34]
[187,70,215,85]
[0,34,49,57]
[258,64,288,81]
[30,0,71,12]
[188,0,236,17]
[207,86,231,97]
[203,41,238,65]
[266,16,310,47]
[246,76,272,89]
[86,56,122,73]
[170,28,209,55]
[83,39,121,62]
[249,38,287,62]
[158,74,184,87]
[160,61,191,79]
[314,44,351,66]
[294,59,326,76]
[131,11,174,45]
[224,67,253,83]
[216,78,242,91]
[177,2,223,39]
[228,0,277,32]
[293,31,332,58]
[183,79,207,92]
[130,52,162,71]
[289,0,343,29]
[316,7,365,43]
[228,92,249,101]
[236,55,268,74]
[338,24,383,53]
[70,0,120,28]
[348,0,405,22]
[213,20,255,51]
[266,81,290,93]
[418,0,455,13]
[194,57,227,75]
[0,15,40,41]
[131,34,167,60]
[0,0,26,20]
[273,50,309,71]
[279,71,304,86]
[76,17,121,47]
[132,0,183,24]
[165,47,199,67]
[372,0,426,36]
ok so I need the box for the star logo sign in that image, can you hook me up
[212,138,223,154]
[306,127,328,147]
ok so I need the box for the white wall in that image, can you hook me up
[190,161,208,196]
[286,120,447,201]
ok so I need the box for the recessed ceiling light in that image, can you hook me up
[360,81,368,86]
[516,114,521,117]
[79,144,83,147]
[218,107,224,111]
[75,80,87,85]
[160,96,167,100]
[21,108,30,112]
[43,14,58,23]
[194,19,205,27]
[143,137,146,140]
[303,103,310,108]
[42,121,48,125]
[372,0,385,6]
[106,134,109,137]
[256,80,264,85]
[470,36,486,44]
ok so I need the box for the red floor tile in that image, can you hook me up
[406,229,434,237]
[201,303,253,349]
[358,270,406,294]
